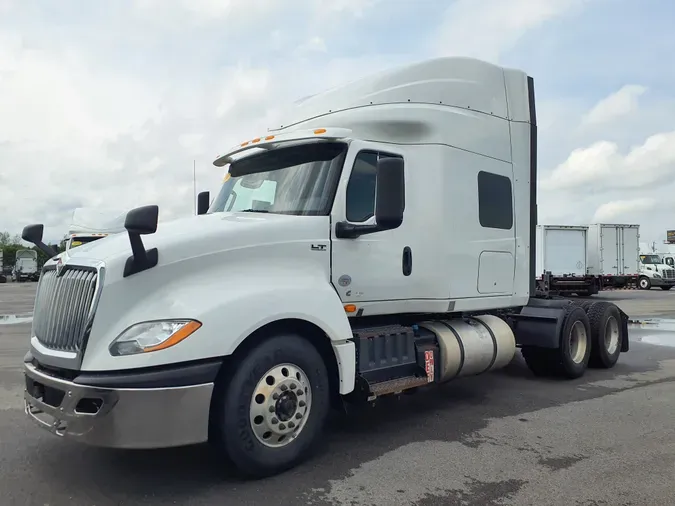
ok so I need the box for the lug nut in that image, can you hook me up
[269,406,275,412]
[295,413,302,420]
[271,418,278,424]
[290,383,297,389]
[288,422,295,428]
[279,423,286,430]
[297,390,303,396]
[299,400,306,407]
[280,385,288,391]
[272,393,279,400]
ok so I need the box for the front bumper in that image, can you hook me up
[23,359,220,449]
[650,277,675,287]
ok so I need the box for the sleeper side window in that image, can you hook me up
[345,150,402,223]
[477,171,513,230]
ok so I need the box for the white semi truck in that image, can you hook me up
[586,223,640,289]
[535,225,601,296]
[13,249,39,282]
[637,253,675,290]
[21,57,630,478]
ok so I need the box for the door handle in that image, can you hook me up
[402,246,412,276]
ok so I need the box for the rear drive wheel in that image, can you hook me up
[211,333,330,478]
[661,286,672,291]
[586,302,622,369]
[522,305,591,379]
[638,276,651,290]
[570,299,595,311]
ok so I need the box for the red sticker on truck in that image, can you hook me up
[424,350,435,383]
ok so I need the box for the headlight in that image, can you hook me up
[109,320,202,357]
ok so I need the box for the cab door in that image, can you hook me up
[329,141,411,307]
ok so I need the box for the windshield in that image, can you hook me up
[640,254,662,265]
[68,236,105,250]
[208,141,347,216]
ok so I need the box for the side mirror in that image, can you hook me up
[197,191,210,215]
[123,205,159,277]
[334,156,405,239]
[21,224,57,258]
[124,205,159,235]
[375,157,405,230]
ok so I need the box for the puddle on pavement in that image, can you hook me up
[629,318,675,348]
[0,313,34,325]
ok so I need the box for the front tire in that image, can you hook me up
[638,276,651,290]
[661,286,672,291]
[211,333,330,478]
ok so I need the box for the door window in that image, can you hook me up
[345,150,403,223]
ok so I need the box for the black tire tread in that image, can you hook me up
[587,302,622,369]
[211,333,330,479]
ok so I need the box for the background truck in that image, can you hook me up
[22,56,630,479]
[586,223,639,289]
[637,253,675,290]
[65,207,127,252]
[535,225,600,296]
[13,249,38,282]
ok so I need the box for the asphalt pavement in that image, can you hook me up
[1,283,675,505]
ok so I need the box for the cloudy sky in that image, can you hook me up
[1,0,674,246]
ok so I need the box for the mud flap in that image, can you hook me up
[507,298,572,349]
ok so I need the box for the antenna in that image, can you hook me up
[193,160,196,215]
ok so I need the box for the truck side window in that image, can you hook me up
[346,151,402,223]
[477,171,513,230]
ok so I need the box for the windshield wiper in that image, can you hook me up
[239,209,270,213]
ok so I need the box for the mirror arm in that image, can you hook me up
[335,222,384,239]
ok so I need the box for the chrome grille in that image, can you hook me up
[32,266,99,353]
[664,269,675,279]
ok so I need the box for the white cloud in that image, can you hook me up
[541,131,675,192]
[592,198,656,222]
[434,0,589,61]
[1,0,672,251]
[582,85,647,126]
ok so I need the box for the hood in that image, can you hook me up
[54,211,329,272]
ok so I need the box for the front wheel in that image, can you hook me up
[211,333,330,478]
[661,286,672,291]
[638,276,651,290]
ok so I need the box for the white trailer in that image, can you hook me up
[586,223,640,289]
[535,225,600,296]
[66,208,127,252]
[22,57,630,478]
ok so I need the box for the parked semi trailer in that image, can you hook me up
[66,207,127,252]
[586,223,639,289]
[536,225,601,296]
[22,57,630,478]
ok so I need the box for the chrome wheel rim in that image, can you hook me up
[604,316,620,355]
[569,321,588,364]
[640,278,649,289]
[249,363,312,448]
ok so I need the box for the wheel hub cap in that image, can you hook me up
[249,363,312,448]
